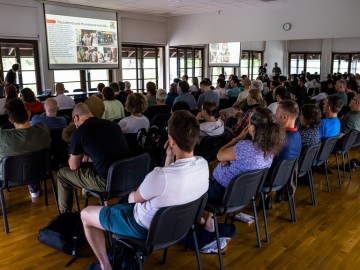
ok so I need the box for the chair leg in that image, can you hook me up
[261,193,269,243]
[347,151,352,179]
[192,225,203,270]
[325,162,330,193]
[161,248,168,265]
[286,185,296,222]
[43,179,48,206]
[252,199,261,248]
[308,171,316,206]
[342,153,346,178]
[335,154,342,189]
[213,213,224,270]
[135,252,144,270]
[0,188,9,234]
[50,173,60,214]
[74,188,80,212]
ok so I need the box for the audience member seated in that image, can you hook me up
[0,98,50,198]
[204,107,286,232]
[319,96,343,139]
[30,98,67,130]
[81,110,209,270]
[0,85,18,115]
[268,86,288,115]
[332,79,348,106]
[216,79,227,103]
[94,82,105,99]
[232,88,267,136]
[226,78,240,99]
[264,80,280,107]
[124,81,133,95]
[196,101,224,142]
[173,81,197,110]
[338,93,360,139]
[171,100,190,113]
[144,89,170,122]
[145,81,157,107]
[299,104,321,148]
[57,103,130,213]
[62,95,104,142]
[189,76,199,93]
[20,87,44,114]
[119,93,150,133]
[109,82,126,106]
[197,79,220,109]
[102,87,125,121]
[165,83,179,108]
[54,83,75,110]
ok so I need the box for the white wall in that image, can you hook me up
[288,39,323,52]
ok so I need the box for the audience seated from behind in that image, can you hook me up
[319,96,343,139]
[196,101,224,143]
[119,93,150,133]
[189,76,199,93]
[172,81,197,110]
[215,78,227,100]
[197,79,220,109]
[102,87,125,121]
[0,85,18,115]
[81,110,209,270]
[299,104,321,148]
[109,82,126,107]
[20,87,44,114]
[204,107,286,232]
[30,98,67,130]
[144,89,170,123]
[57,103,130,213]
[145,81,157,108]
[124,81,133,95]
[93,82,105,100]
[171,100,190,113]
[165,83,179,108]
[0,98,50,198]
[54,83,75,110]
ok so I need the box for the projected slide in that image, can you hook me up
[45,14,118,67]
[209,42,240,66]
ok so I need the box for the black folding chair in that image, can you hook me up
[0,148,57,233]
[261,158,298,243]
[297,143,321,205]
[196,133,227,163]
[314,137,338,192]
[150,113,171,129]
[112,193,208,270]
[205,169,268,270]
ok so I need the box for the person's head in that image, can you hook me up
[44,98,59,117]
[230,78,239,88]
[5,98,29,125]
[192,77,199,87]
[242,78,251,89]
[102,86,116,101]
[217,79,226,88]
[84,95,104,118]
[181,74,188,81]
[125,93,147,114]
[124,81,131,90]
[178,81,190,93]
[168,110,199,153]
[248,107,286,157]
[5,85,18,102]
[323,96,343,116]
[12,63,20,72]
[200,79,211,92]
[273,86,288,101]
[72,103,93,128]
[109,82,120,93]
[274,62,278,67]
[335,79,347,93]
[156,89,167,104]
[201,101,217,119]
[247,89,265,106]
[169,83,178,95]
[20,88,36,103]
[173,78,180,84]
[146,81,156,96]
[349,94,360,112]
[218,74,225,80]
[249,80,263,91]
[171,101,190,113]
[298,77,306,86]
[274,100,299,128]
[300,104,321,128]
[55,83,65,95]
[118,81,125,92]
[97,83,105,93]
[264,63,267,67]
[270,80,280,90]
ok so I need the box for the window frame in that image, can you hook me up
[289,52,321,75]
[240,50,263,80]
[331,52,360,74]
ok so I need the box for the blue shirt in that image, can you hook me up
[30,114,67,130]
[319,117,340,139]
[277,128,302,161]
[173,93,197,110]
[227,87,241,98]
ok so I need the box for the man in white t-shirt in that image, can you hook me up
[54,83,75,110]
[268,85,288,115]
[81,110,209,270]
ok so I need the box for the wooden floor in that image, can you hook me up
[0,149,359,270]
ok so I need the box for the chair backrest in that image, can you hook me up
[197,133,227,162]
[73,89,85,93]
[57,108,73,119]
[1,148,51,188]
[50,128,69,169]
[298,143,321,174]
[222,169,268,208]
[316,136,338,163]
[0,114,11,127]
[146,193,208,251]
[353,132,360,148]
[106,152,151,198]
[150,113,171,129]
[269,158,298,189]
[340,130,359,152]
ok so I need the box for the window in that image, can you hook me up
[332,53,360,74]
[169,47,204,84]
[86,69,109,91]
[289,53,321,75]
[122,45,165,93]
[210,67,236,87]
[54,70,82,92]
[240,51,263,80]
[0,40,41,94]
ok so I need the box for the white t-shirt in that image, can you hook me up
[237,89,250,102]
[0,98,6,115]
[268,102,279,115]
[134,156,209,229]
[200,119,224,139]
[118,115,149,133]
[54,94,75,110]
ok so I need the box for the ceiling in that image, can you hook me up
[46,0,308,17]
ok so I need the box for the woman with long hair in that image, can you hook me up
[20,87,44,113]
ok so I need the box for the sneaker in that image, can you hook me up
[30,190,40,198]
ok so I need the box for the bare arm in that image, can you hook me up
[128,189,145,203]
[217,126,249,162]
[68,154,83,170]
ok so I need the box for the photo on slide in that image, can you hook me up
[77,29,98,46]
[103,47,118,63]
[77,46,98,63]
[97,31,117,46]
